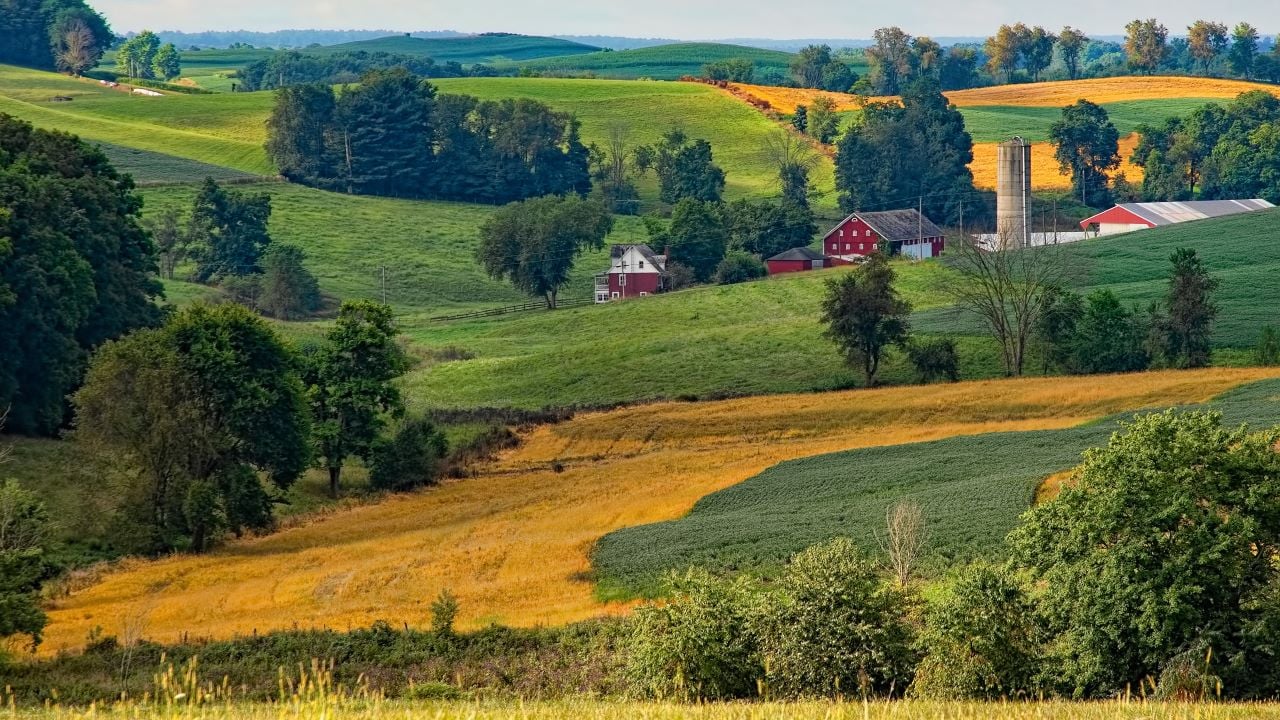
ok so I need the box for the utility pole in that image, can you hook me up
[379,266,387,304]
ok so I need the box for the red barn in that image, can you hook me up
[594,244,666,302]
[766,247,833,275]
[1079,199,1275,236]
[823,209,945,261]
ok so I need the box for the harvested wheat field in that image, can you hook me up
[971,132,1145,190]
[39,368,1280,654]
[729,76,1280,114]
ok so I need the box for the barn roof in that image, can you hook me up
[1080,199,1274,228]
[823,209,945,242]
[767,247,827,262]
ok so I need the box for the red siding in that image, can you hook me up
[1078,206,1155,229]
[824,217,880,257]
[767,258,830,275]
[608,272,661,298]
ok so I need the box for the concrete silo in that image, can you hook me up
[996,137,1031,249]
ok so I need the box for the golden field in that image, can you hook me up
[729,76,1280,114]
[38,368,1280,655]
[970,133,1145,191]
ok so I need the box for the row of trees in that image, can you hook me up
[1134,90,1280,204]
[239,50,495,92]
[631,410,1280,700]
[114,30,181,80]
[1124,18,1280,80]
[265,69,591,204]
[0,0,110,75]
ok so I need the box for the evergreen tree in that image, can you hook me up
[265,83,338,185]
[0,480,49,650]
[333,68,436,197]
[1162,248,1218,368]
[258,244,321,320]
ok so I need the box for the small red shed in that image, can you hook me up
[766,246,832,275]
[823,209,945,260]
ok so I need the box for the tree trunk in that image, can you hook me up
[328,464,342,498]
[546,289,557,310]
[191,522,207,553]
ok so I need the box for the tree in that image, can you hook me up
[73,304,310,552]
[790,44,833,88]
[764,130,819,208]
[50,16,97,75]
[333,68,436,197]
[639,129,726,205]
[1034,285,1085,373]
[835,80,976,226]
[264,83,338,185]
[821,254,911,386]
[1049,100,1120,207]
[805,95,840,144]
[116,30,160,79]
[0,0,109,71]
[152,42,181,81]
[0,479,49,650]
[877,499,929,585]
[1072,290,1149,374]
[865,27,915,95]
[648,199,728,283]
[368,416,448,492]
[1162,248,1218,368]
[144,209,186,280]
[713,251,766,285]
[1022,27,1057,81]
[589,125,640,214]
[0,114,161,436]
[1124,19,1169,74]
[791,104,808,133]
[945,239,1065,377]
[1187,21,1229,73]
[938,47,979,90]
[1009,410,1280,698]
[1229,23,1260,79]
[906,338,960,383]
[702,58,754,83]
[1255,326,1280,366]
[258,244,321,320]
[725,198,816,259]
[984,24,1024,81]
[477,195,613,308]
[1057,27,1089,80]
[756,537,916,698]
[188,178,273,282]
[303,301,408,498]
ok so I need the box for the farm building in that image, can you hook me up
[766,247,834,275]
[823,209,946,261]
[1080,199,1274,236]
[595,244,666,303]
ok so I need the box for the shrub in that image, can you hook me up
[906,337,960,383]
[368,417,448,492]
[910,563,1041,699]
[713,251,766,285]
[402,682,463,700]
[756,537,916,698]
[258,244,321,320]
[430,589,459,636]
[627,569,763,701]
[1255,326,1280,366]
[663,261,697,291]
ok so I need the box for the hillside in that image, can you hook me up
[506,42,796,80]
[36,368,1276,653]
[313,34,602,63]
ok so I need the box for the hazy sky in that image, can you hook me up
[98,0,1279,37]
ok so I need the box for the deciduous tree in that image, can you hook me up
[188,178,272,282]
[1187,20,1229,73]
[1057,27,1089,80]
[258,244,321,320]
[1124,18,1169,74]
[648,199,728,283]
[1229,22,1259,79]
[1049,100,1120,207]
[821,254,911,386]
[0,479,49,650]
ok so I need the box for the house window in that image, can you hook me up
[640,292,648,297]
[619,274,626,286]
[839,229,844,237]
[859,243,864,251]
[612,292,620,298]
[866,230,872,237]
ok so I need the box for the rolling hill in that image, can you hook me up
[312,34,602,64]
[505,42,797,80]
[36,368,1277,653]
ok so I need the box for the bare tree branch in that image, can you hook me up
[876,499,928,587]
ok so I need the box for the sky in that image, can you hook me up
[97,0,1280,37]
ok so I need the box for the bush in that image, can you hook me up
[430,589,459,636]
[910,563,1040,699]
[258,244,321,320]
[627,569,763,701]
[368,417,448,492]
[756,537,916,698]
[1255,326,1280,366]
[663,261,697,291]
[906,337,960,383]
[713,251,766,285]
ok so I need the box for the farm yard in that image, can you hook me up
[33,368,1278,654]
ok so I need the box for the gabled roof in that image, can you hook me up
[767,246,828,262]
[823,209,945,242]
[607,243,665,272]
[1080,199,1274,228]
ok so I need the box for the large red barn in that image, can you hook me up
[1079,200,1274,236]
[823,209,945,261]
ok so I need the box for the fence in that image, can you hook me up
[428,296,593,323]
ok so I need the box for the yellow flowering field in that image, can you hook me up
[38,368,1280,655]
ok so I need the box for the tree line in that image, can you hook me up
[239,50,496,92]
[114,29,181,80]
[264,68,591,204]
[0,0,111,75]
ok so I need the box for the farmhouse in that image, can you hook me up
[823,209,946,261]
[766,246,833,275]
[595,244,666,303]
[1080,199,1275,236]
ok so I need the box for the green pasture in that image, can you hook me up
[592,378,1280,597]
[504,42,796,81]
[315,34,602,64]
[958,97,1219,143]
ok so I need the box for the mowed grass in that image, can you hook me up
[594,377,1280,596]
[507,43,797,80]
[137,182,652,313]
[20,698,1280,720]
[36,368,1277,653]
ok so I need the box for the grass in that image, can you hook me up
[593,376,1280,597]
[94,141,259,184]
[33,368,1278,654]
[504,43,797,81]
[315,35,602,64]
